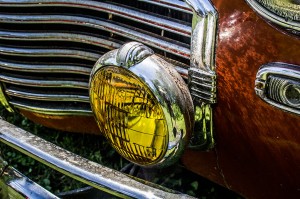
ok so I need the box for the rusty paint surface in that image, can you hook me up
[183,0,300,199]
[20,110,101,135]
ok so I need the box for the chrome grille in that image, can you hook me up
[0,0,192,115]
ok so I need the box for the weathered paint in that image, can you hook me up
[183,0,300,198]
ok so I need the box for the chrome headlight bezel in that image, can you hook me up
[246,0,300,35]
[89,42,194,168]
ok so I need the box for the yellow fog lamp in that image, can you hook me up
[89,42,194,167]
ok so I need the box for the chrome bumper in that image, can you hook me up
[0,118,195,199]
[0,156,58,199]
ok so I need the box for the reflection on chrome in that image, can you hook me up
[90,42,194,167]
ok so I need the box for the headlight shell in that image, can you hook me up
[89,42,194,167]
[246,0,300,34]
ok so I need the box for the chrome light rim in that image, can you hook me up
[89,42,194,167]
[246,0,300,34]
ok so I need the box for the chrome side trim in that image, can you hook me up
[0,157,59,199]
[0,118,196,199]
[6,88,89,103]
[185,0,218,149]
[0,14,190,59]
[255,62,300,115]
[0,0,191,37]
[0,30,121,51]
[246,0,300,34]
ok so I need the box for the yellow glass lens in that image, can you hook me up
[90,66,168,166]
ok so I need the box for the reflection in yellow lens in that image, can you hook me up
[90,66,168,166]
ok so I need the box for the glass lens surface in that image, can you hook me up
[90,66,168,165]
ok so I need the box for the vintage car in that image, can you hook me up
[0,0,299,198]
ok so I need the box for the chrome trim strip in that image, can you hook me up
[174,66,189,80]
[0,60,91,75]
[140,0,192,14]
[0,118,196,199]
[0,74,89,89]
[185,0,218,149]
[10,100,92,115]
[0,14,190,59]
[246,0,300,33]
[6,88,89,103]
[189,68,216,103]
[0,31,121,51]
[0,46,100,61]
[0,0,191,37]
[186,0,217,71]
[0,157,59,199]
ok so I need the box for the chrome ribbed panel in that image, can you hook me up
[0,0,192,115]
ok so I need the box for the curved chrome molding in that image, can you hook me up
[0,0,191,37]
[90,42,194,167]
[246,0,300,34]
[0,14,190,59]
[255,62,300,115]
[185,0,218,149]
[0,83,14,113]
[0,118,196,199]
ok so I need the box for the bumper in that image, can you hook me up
[0,156,58,199]
[0,118,195,199]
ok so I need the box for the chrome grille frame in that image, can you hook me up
[0,0,193,116]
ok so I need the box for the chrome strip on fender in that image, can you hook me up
[0,118,196,199]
